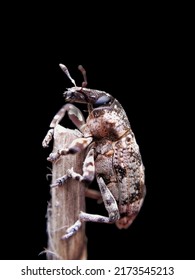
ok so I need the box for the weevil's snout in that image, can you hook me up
[64,87,114,107]
[63,87,87,103]
[63,88,74,101]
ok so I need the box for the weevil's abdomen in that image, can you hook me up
[113,132,145,203]
[113,133,146,229]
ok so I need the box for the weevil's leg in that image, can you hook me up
[50,103,86,132]
[80,177,120,223]
[48,136,93,162]
[50,174,70,188]
[42,129,54,148]
[51,148,95,187]
[61,220,82,240]
[68,148,95,183]
[61,177,120,239]
[85,188,102,203]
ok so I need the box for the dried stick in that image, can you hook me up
[46,124,87,260]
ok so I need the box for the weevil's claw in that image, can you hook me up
[50,173,70,188]
[61,220,82,239]
[47,152,60,162]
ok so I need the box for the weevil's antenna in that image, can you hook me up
[59,64,76,86]
[78,65,88,88]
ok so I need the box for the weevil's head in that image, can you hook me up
[64,86,113,107]
[60,64,114,107]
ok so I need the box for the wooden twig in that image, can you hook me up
[46,124,87,260]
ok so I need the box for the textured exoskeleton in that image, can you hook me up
[42,64,146,239]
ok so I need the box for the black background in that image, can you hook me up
[1,5,194,260]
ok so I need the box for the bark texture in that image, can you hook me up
[46,124,87,260]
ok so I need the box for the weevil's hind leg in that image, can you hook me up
[51,148,95,187]
[85,188,102,203]
[61,177,120,239]
[96,177,120,222]
[80,177,120,221]
[50,103,86,132]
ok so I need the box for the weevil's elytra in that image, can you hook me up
[42,64,146,239]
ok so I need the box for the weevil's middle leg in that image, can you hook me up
[51,148,95,187]
[48,136,93,162]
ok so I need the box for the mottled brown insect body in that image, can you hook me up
[43,64,146,238]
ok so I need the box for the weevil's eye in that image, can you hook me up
[94,95,111,106]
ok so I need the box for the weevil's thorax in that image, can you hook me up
[86,98,131,141]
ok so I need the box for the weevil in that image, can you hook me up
[42,64,146,239]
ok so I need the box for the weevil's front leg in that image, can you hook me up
[43,104,86,149]
[61,177,120,239]
[51,148,95,187]
[48,136,93,162]
[42,129,54,148]
[50,103,86,132]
